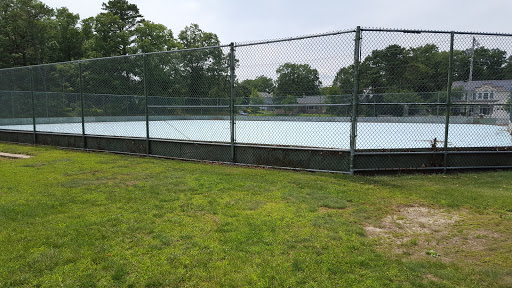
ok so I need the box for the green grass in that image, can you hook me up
[0,143,511,287]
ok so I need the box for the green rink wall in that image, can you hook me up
[2,129,512,173]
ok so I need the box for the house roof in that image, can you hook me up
[296,95,325,104]
[452,80,512,92]
[257,92,273,98]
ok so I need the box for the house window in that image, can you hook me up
[478,92,482,99]
[480,106,491,115]
[483,92,489,100]
[490,92,494,99]
[473,93,476,100]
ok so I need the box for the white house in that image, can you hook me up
[452,80,512,123]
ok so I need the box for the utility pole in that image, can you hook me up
[469,37,477,82]
[467,37,479,116]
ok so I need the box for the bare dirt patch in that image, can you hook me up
[364,205,507,264]
[0,152,31,159]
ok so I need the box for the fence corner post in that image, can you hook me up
[443,32,455,173]
[229,42,236,164]
[79,60,86,150]
[349,26,362,175]
[143,54,150,156]
[29,66,36,145]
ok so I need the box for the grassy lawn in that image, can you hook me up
[0,143,511,287]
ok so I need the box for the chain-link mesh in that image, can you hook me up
[449,34,512,149]
[0,67,32,130]
[32,63,81,134]
[1,28,512,172]
[357,31,452,153]
[234,32,355,171]
[81,55,145,141]
[145,47,232,161]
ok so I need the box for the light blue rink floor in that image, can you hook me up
[1,120,511,149]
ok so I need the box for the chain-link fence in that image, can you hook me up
[1,27,512,173]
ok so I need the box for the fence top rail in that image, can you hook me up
[360,27,512,37]
[234,29,356,47]
[359,102,446,105]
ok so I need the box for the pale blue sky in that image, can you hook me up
[41,0,512,43]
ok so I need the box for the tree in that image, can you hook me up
[274,63,321,103]
[132,21,178,54]
[504,56,512,79]
[178,23,219,48]
[0,0,54,67]
[100,0,142,55]
[446,46,507,82]
[234,82,251,105]
[93,12,128,56]
[47,7,82,62]
[379,89,424,116]
[473,47,507,80]
[281,95,297,115]
[332,66,354,95]
[80,17,97,58]
[406,44,449,93]
[325,66,352,115]
[359,44,409,94]
[176,24,228,100]
[241,76,274,94]
[248,88,264,113]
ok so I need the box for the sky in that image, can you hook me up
[40,0,512,44]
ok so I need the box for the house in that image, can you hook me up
[451,80,512,122]
[258,92,273,111]
[254,93,326,114]
[296,95,326,114]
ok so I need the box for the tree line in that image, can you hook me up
[0,0,215,67]
[325,43,512,116]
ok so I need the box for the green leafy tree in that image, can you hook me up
[241,76,274,94]
[359,44,409,94]
[376,90,423,117]
[473,47,507,80]
[0,0,54,66]
[249,88,264,113]
[177,24,229,100]
[132,21,179,54]
[504,56,512,79]
[325,66,353,115]
[47,7,82,62]
[100,0,142,55]
[274,63,321,103]
[80,17,97,58]
[281,95,297,115]
[406,44,449,92]
[93,12,128,56]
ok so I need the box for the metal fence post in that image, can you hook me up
[229,43,236,163]
[10,91,14,118]
[349,26,362,174]
[79,61,86,150]
[443,32,455,172]
[143,54,150,156]
[29,66,36,144]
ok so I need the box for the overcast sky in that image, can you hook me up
[40,0,511,44]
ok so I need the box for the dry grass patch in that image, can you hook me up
[364,205,509,265]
